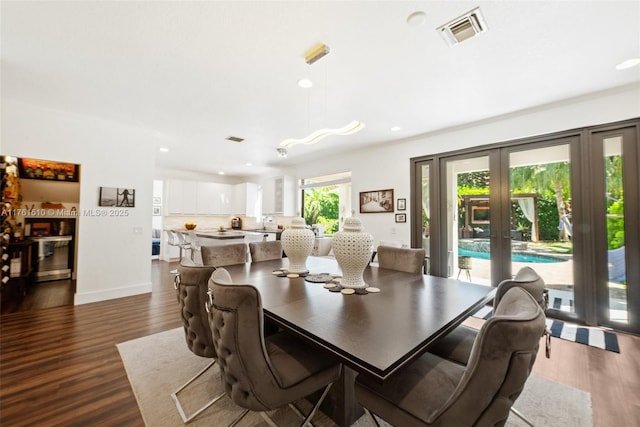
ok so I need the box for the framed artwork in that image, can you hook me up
[397,198,406,211]
[395,213,406,223]
[471,206,490,224]
[99,187,135,207]
[152,197,162,205]
[359,189,394,213]
[152,206,161,216]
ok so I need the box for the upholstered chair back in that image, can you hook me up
[175,265,217,358]
[201,243,247,267]
[377,245,426,274]
[495,266,546,309]
[207,268,340,412]
[436,287,545,426]
[249,240,283,262]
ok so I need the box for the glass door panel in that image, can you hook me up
[445,155,491,285]
[603,136,627,324]
[420,163,431,274]
[509,144,574,315]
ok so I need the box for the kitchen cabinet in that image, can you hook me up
[166,180,185,214]
[165,179,234,215]
[233,183,259,217]
[182,182,198,214]
[261,176,297,215]
[215,183,233,214]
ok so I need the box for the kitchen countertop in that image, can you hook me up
[195,230,245,240]
[246,228,283,234]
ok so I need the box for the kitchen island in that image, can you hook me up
[195,230,245,240]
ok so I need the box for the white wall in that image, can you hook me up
[284,83,640,247]
[2,84,637,304]
[1,100,156,304]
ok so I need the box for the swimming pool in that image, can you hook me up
[458,248,567,263]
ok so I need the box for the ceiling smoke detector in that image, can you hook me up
[437,7,488,47]
[277,147,288,158]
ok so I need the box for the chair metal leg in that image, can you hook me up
[300,382,333,426]
[239,382,334,427]
[171,359,225,423]
[363,408,382,427]
[228,409,250,427]
[260,412,280,427]
[510,406,535,427]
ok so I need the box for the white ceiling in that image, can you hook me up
[2,1,639,179]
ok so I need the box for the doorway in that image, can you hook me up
[587,125,639,332]
[412,119,639,332]
[1,155,80,313]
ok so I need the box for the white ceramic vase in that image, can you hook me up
[281,217,315,273]
[332,217,373,289]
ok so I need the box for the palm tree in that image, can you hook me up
[511,162,572,241]
[303,186,340,234]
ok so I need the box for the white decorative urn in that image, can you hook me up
[332,217,374,289]
[281,217,315,273]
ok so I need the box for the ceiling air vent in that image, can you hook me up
[437,7,487,47]
[226,136,244,143]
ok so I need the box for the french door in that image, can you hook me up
[587,125,639,332]
[412,119,639,332]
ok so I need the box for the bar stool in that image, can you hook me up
[165,230,191,262]
[175,231,193,261]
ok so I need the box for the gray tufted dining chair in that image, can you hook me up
[377,245,426,274]
[428,266,548,366]
[201,243,247,267]
[249,240,283,262]
[205,268,342,426]
[355,287,546,427]
[172,264,225,423]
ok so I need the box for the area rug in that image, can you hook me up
[473,306,620,353]
[117,328,592,427]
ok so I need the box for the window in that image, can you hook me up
[301,172,351,235]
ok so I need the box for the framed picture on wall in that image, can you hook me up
[397,198,406,211]
[152,206,161,216]
[99,187,135,207]
[395,213,406,223]
[359,189,394,213]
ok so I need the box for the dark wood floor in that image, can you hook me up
[1,260,639,426]
[1,278,75,314]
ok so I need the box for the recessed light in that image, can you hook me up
[245,162,253,167]
[407,11,426,27]
[615,58,640,70]
[391,126,401,132]
[159,147,169,152]
[218,171,225,175]
[297,78,313,88]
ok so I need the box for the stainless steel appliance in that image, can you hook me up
[32,235,72,282]
[25,218,75,282]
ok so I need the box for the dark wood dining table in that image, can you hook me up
[221,256,496,426]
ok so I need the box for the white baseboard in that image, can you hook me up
[74,281,152,305]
